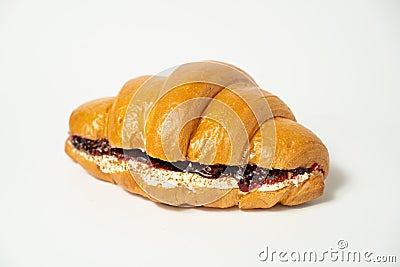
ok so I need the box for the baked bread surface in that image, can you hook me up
[66,62,329,208]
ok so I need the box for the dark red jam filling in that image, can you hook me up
[70,136,322,192]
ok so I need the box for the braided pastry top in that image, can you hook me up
[69,61,328,172]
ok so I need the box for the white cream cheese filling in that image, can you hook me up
[73,145,310,192]
[257,173,309,191]
[77,148,128,173]
[128,161,238,190]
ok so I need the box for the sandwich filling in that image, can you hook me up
[70,135,323,193]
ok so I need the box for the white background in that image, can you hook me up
[1,0,399,266]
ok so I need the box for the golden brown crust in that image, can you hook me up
[66,65,330,209]
[187,87,296,165]
[69,97,115,139]
[142,61,263,162]
[203,189,240,208]
[263,93,296,121]
[107,76,153,148]
[144,82,224,161]
[249,117,329,174]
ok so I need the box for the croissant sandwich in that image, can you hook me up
[65,61,329,209]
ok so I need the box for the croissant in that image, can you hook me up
[65,61,329,209]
